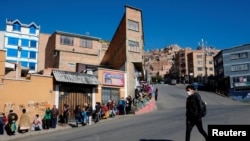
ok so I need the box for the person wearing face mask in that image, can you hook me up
[185,85,208,141]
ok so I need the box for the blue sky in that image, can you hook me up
[1,0,250,51]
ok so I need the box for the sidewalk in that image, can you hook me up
[0,99,157,141]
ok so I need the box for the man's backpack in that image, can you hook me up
[118,100,124,106]
[201,101,207,117]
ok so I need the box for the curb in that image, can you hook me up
[0,107,157,141]
[135,99,158,115]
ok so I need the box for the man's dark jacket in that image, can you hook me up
[186,92,203,121]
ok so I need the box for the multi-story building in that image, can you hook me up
[146,49,170,78]
[176,47,192,83]
[40,31,106,72]
[38,31,110,115]
[4,19,40,74]
[187,47,219,83]
[214,44,250,101]
[0,5,143,121]
[100,5,144,95]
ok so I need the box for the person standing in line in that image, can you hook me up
[0,113,5,135]
[51,105,59,128]
[5,110,18,136]
[86,103,93,125]
[154,88,158,101]
[185,85,208,141]
[95,102,101,123]
[18,108,30,133]
[63,104,70,125]
[74,105,82,127]
[43,107,51,129]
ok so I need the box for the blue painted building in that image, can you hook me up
[214,44,250,102]
[4,19,40,73]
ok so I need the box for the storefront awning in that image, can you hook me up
[52,70,99,85]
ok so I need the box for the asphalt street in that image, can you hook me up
[6,84,250,141]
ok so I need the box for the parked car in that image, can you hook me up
[170,79,177,85]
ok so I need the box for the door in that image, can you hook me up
[59,86,92,120]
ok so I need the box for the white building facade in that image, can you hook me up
[4,19,40,73]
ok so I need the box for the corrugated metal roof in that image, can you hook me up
[52,70,99,85]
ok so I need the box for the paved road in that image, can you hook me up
[7,84,250,141]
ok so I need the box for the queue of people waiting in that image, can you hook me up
[0,104,60,136]
[73,96,134,126]
[0,89,153,136]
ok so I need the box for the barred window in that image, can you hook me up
[60,35,73,45]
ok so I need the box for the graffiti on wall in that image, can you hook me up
[2,101,50,113]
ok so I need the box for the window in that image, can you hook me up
[29,25,36,34]
[231,64,249,72]
[230,52,248,60]
[209,61,213,64]
[21,39,29,47]
[80,39,92,48]
[21,50,28,58]
[30,51,36,59]
[128,40,139,52]
[8,37,19,46]
[209,52,215,56]
[239,52,248,59]
[230,54,239,60]
[30,40,37,48]
[21,62,28,67]
[7,48,18,57]
[101,87,119,104]
[196,55,202,58]
[128,20,139,31]
[218,68,223,74]
[13,22,21,31]
[197,67,203,71]
[217,57,222,63]
[197,61,203,65]
[209,67,213,71]
[60,35,73,45]
[29,62,36,70]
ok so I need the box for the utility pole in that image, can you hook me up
[198,38,208,83]
[16,46,22,79]
[201,39,208,84]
